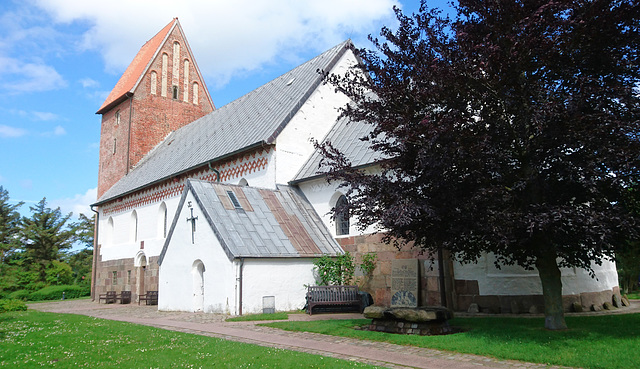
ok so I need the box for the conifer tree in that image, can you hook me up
[0,186,23,264]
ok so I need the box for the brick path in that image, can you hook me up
[30,299,638,369]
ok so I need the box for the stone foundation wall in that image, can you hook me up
[94,256,159,303]
[455,279,622,313]
[337,234,446,307]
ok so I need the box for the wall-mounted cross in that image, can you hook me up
[186,201,198,244]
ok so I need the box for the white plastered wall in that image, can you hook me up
[453,255,619,296]
[274,50,357,185]
[158,191,236,313]
[241,258,317,314]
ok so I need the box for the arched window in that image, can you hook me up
[130,210,138,242]
[150,71,157,95]
[161,53,168,97]
[193,82,199,105]
[335,195,349,236]
[172,42,180,86]
[107,216,114,245]
[183,59,190,102]
[158,202,168,238]
[238,178,249,186]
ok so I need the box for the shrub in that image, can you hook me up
[8,289,31,301]
[29,285,90,301]
[0,299,27,313]
[313,252,355,285]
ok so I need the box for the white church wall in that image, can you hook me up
[453,254,619,296]
[158,191,236,313]
[241,258,317,314]
[274,50,357,185]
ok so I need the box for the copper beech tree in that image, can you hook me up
[318,0,640,330]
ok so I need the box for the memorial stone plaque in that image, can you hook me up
[390,259,419,307]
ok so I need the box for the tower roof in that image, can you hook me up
[96,18,213,114]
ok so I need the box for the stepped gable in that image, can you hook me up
[158,179,343,264]
[95,40,352,204]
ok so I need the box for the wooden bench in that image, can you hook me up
[306,285,363,315]
[138,290,158,305]
[98,291,116,304]
[114,291,131,304]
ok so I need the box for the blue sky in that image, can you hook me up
[0,0,450,220]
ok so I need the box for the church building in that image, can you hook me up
[91,18,621,315]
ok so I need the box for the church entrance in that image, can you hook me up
[135,252,147,303]
[192,260,205,312]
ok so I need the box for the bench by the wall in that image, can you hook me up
[98,291,116,304]
[138,291,158,305]
[306,285,363,315]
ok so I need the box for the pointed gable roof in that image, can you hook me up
[96,18,213,114]
[158,179,343,264]
[95,40,353,204]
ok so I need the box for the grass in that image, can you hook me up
[226,311,289,322]
[0,311,381,368]
[626,291,640,300]
[262,314,640,369]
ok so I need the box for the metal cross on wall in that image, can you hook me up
[186,201,198,244]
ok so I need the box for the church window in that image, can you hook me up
[107,216,114,245]
[193,82,199,105]
[130,210,138,242]
[172,42,180,87]
[127,270,131,284]
[158,202,168,238]
[172,85,178,99]
[227,191,242,209]
[115,110,120,125]
[112,271,117,285]
[150,71,157,95]
[238,178,248,186]
[113,138,117,154]
[161,53,168,97]
[335,195,350,236]
[183,59,190,102]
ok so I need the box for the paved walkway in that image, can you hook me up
[29,299,640,369]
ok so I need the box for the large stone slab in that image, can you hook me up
[390,259,419,308]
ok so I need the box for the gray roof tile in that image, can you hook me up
[97,40,352,204]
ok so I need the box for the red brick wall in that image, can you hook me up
[97,26,214,198]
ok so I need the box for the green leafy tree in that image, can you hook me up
[0,186,23,264]
[617,185,640,293]
[319,1,640,329]
[19,198,78,281]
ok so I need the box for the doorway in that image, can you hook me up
[192,260,205,312]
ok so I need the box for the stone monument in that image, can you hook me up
[390,259,419,307]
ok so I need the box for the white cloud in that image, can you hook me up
[51,187,97,218]
[0,56,67,93]
[53,125,66,135]
[32,111,59,121]
[34,0,397,88]
[0,124,28,138]
[79,77,99,88]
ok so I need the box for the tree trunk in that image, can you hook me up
[535,251,568,330]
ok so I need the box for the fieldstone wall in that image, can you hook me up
[93,254,159,303]
[337,234,448,308]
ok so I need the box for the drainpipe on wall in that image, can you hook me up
[236,257,244,315]
[90,205,100,301]
[126,94,133,174]
[208,162,220,182]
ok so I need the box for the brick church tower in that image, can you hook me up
[96,18,214,198]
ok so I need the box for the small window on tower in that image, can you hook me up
[112,271,117,285]
[115,110,120,125]
[172,86,178,99]
[113,138,117,154]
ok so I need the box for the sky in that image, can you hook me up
[0,0,451,221]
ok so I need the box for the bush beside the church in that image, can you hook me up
[0,299,27,313]
[29,285,90,301]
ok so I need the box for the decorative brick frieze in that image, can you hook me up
[101,146,272,216]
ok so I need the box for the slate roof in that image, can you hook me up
[158,179,343,264]
[291,113,384,183]
[96,40,352,205]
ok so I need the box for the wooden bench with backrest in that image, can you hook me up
[306,285,363,315]
[98,291,116,304]
[114,291,131,304]
[138,290,158,305]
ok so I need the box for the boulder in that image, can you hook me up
[622,296,630,307]
[363,306,386,319]
[612,294,622,308]
[591,304,603,312]
[571,302,584,312]
[603,302,615,310]
[467,303,479,314]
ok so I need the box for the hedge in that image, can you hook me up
[28,285,90,301]
[0,299,27,313]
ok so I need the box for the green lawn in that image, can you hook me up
[0,311,381,368]
[263,314,640,369]
[626,291,640,300]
